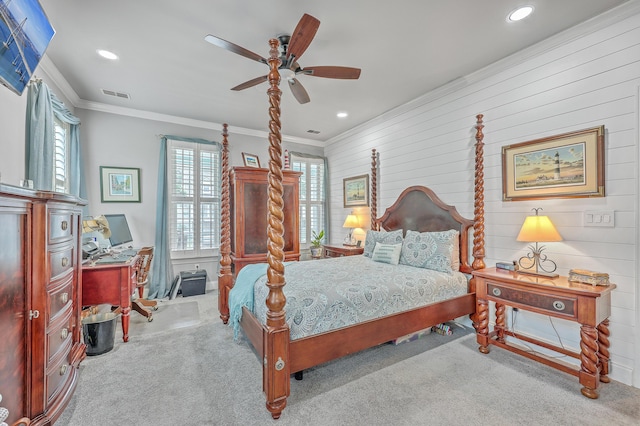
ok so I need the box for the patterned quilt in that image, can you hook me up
[231,255,469,341]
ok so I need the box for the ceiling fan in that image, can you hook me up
[204,13,361,104]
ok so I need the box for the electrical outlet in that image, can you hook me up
[513,307,519,312]
[195,264,199,270]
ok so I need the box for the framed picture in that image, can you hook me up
[100,166,141,203]
[502,126,605,201]
[242,152,261,168]
[343,174,369,207]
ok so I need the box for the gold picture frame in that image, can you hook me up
[343,174,369,207]
[502,126,605,201]
[100,166,141,203]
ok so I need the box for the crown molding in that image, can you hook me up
[38,57,323,147]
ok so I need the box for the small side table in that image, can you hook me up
[322,244,364,258]
[473,267,616,399]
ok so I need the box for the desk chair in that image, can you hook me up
[131,246,158,322]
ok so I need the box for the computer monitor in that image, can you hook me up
[104,214,133,248]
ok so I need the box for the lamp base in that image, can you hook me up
[517,268,559,279]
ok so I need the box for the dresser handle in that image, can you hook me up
[60,364,68,376]
[492,288,502,297]
[61,257,69,267]
[60,292,69,304]
[553,301,566,311]
[61,328,69,340]
[61,220,68,231]
[29,310,40,320]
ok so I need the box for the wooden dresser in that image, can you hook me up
[230,167,302,274]
[0,185,86,426]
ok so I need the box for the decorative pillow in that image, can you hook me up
[363,229,404,257]
[371,242,402,265]
[399,229,460,273]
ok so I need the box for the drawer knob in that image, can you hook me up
[61,257,69,267]
[60,364,68,376]
[61,220,68,231]
[553,301,566,311]
[61,328,69,340]
[60,292,69,304]
[492,288,502,297]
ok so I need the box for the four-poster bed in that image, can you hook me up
[217,38,486,419]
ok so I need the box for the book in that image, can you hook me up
[496,261,518,271]
[568,269,610,286]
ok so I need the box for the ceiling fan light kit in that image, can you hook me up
[205,13,361,104]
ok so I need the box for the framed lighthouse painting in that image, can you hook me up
[502,126,605,201]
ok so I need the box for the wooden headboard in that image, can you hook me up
[374,186,474,274]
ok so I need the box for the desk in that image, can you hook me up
[82,256,138,342]
[473,267,615,399]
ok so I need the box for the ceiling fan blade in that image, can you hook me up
[286,14,320,62]
[288,78,310,104]
[231,75,268,91]
[301,66,361,79]
[204,34,267,64]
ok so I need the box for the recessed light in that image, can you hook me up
[507,6,534,22]
[337,112,348,118]
[97,49,118,60]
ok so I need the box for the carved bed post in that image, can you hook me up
[470,114,486,330]
[371,148,378,230]
[263,38,290,420]
[218,124,233,324]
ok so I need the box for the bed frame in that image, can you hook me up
[217,38,487,419]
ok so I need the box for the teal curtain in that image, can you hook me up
[25,80,86,202]
[289,151,330,240]
[149,135,221,299]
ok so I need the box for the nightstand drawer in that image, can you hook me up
[487,282,577,319]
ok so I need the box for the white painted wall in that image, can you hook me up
[325,5,640,386]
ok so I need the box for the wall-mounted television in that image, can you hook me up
[0,0,54,95]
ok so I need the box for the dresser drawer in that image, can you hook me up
[486,282,577,319]
[48,309,73,363]
[49,211,75,243]
[49,245,75,281]
[49,278,73,321]
[47,343,73,403]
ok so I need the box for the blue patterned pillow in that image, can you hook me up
[399,229,460,273]
[363,229,404,257]
[371,242,402,265]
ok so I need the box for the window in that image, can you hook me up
[53,117,70,193]
[291,155,326,245]
[167,139,221,258]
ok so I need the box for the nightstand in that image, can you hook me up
[473,267,616,399]
[322,244,364,258]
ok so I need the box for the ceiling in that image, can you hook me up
[39,0,630,144]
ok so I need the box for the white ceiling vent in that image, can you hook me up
[101,89,131,100]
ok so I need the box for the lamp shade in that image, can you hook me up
[342,214,360,228]
[516,215,562,242]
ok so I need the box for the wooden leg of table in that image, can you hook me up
[597,319,611,383]
[495,302,506,343]
[579,324,599,399]
[476,298,490,354]
[121,306,130,342]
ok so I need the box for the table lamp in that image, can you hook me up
[516,208,562,278]
[342,212,360,246]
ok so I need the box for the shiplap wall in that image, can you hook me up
[325,4,640,386]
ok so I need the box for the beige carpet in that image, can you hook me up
[58,294,640,425]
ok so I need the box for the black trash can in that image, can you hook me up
[82,312,120,356]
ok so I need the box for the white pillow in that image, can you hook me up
[371,242,402,265]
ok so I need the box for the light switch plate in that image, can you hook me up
[583,210,614,227]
